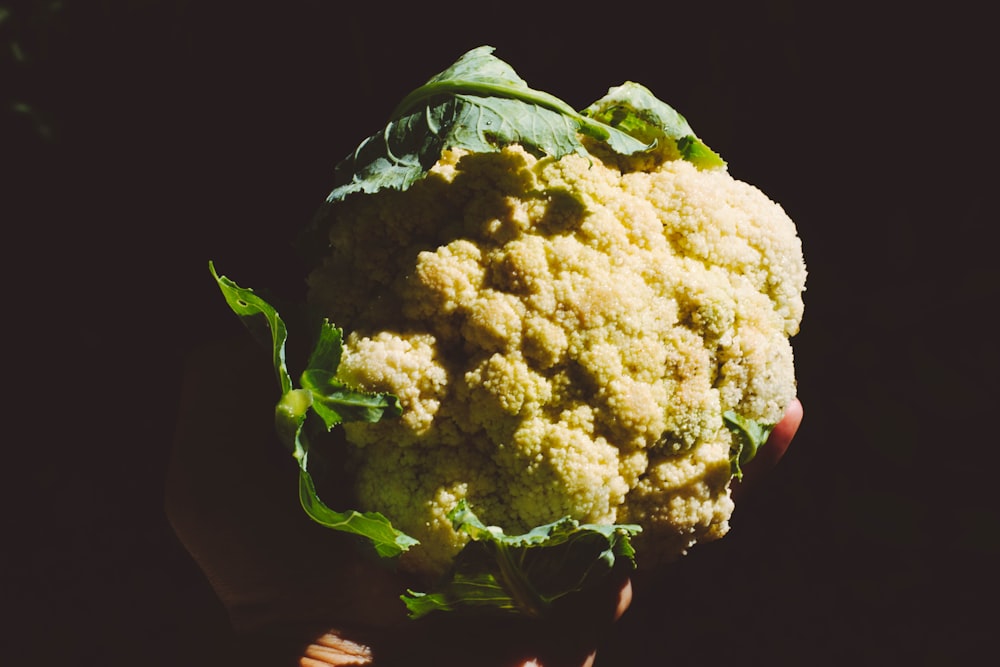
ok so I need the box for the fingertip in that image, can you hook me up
[731,398,803,502]
[612,577,633,623]
[768,397,803,458]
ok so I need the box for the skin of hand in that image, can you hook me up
[166,335,801,667]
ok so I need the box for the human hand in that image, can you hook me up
[166,336,801,666]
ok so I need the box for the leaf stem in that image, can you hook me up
[390,79,578,121]
[392,79,620,146]
[493,542,546,618]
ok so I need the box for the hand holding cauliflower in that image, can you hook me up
[212,46,805,618]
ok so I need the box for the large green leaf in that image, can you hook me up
[327,46,649,201]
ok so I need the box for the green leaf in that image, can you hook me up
[299,467,418,558]
[210,261,292,395]
[211,263,416,557]
[399,589,454,617]
[299,322,402,428]
[723,410,776,480]
[327,46,649,201]
[389,44,579,121]
[581,81,726,169]
[401,500,641,619]
[303,373,402,427]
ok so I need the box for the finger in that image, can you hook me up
[730,398,803,503]
[297,631,374,666]
[612,577,633,623]
[755,397,803,471]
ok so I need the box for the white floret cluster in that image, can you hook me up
[307,145,806,576]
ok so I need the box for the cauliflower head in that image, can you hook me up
[307,144,806,576]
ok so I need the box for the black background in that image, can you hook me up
[5,1,996,665]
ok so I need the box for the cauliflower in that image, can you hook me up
[309,143,804,576]
[212,46,805,617]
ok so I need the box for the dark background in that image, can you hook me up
[5,1,996,665]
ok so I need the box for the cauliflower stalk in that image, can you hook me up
[212,46,805,619]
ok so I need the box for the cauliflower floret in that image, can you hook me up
[309,145,805,576]
[338,331,451,447]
